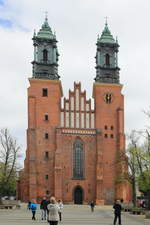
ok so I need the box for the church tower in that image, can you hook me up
[22,16,63,201]
[93,21,130,203]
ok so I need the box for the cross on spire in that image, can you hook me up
[45,11,48,20]
[105,16,108,25]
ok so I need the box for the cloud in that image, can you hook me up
[0,0,4,5]
[0,18,12,28]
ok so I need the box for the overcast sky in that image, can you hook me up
[0,0,150,162]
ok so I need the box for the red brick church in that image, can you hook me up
[18,17,131,204]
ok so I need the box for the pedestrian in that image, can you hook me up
[113,200,122,225]
[40,196,48,220]
[30,199,37,220]
[27,201,31,210]
[120,198,124,210]
[46,197,51,221]
[141,200,146,208]
[90,201,95,212]
[47,196,59,225]
[58,199,63,221]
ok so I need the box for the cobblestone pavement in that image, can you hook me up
[0,204,150,225]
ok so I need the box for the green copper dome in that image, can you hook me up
[98,22,116,44]
[35,17,55,40]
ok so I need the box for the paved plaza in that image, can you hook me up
[0,204,150,225]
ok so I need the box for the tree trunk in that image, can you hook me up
[132,179,136,207]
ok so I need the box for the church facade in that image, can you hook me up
[18,17,131,204]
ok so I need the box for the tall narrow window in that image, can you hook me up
[46,190,50,195]
[42,88,48,97]
[45,151,49,158]
[105,54,110,66]
[73,139,84,179]
[45,174,49,180]
[43,49,48,62]
[45,133,49,139]
[44,114,49,121]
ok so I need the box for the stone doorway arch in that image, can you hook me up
[74,186,83,204]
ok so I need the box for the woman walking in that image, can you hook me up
[47,196,60,225]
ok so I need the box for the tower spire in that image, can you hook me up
[94,22,120,84]
[32,16,60,80]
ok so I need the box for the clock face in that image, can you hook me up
[104,92,113,104]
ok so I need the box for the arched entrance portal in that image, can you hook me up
[74,186,83,204]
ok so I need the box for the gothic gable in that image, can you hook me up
[60,82,95,129]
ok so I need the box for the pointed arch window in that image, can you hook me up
[73,139,84,179]
[105,54,110,66]
[43,49,48,62]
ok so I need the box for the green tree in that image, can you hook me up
[139,170,150,192]
[137,131,150,209]
[138,170,150,209]
[126,130,141,207]
[116,130,141,207]
[0,128,21,197]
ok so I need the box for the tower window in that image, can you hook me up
[104,125,108,130]
[104,134,108,138]
[110,134,114,138]
[45,151,49,158]
[105,54,110,66]
[45,133,49,139]
[46,190,50,195]
[45,174,49,180]
[43,49,48,62]
[111,126,114,130]
[44,114,49,121]
[42,88,48,97]
[105,93,112,104]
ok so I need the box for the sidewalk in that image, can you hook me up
[0,204,149,225]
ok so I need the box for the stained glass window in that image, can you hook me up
[73,139,84,179]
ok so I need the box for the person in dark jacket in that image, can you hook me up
[27,201,31,210]
[90,201,95,212]
[113,200,122,225]
[40,196,48,220]
[46,198,51,221]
